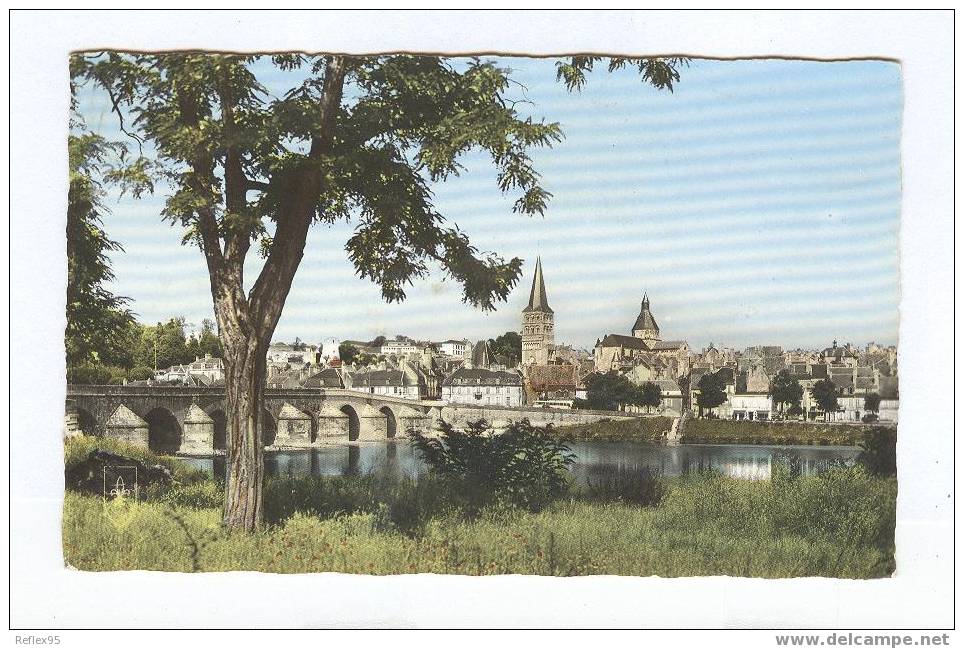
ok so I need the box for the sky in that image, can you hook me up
[74,56,902,351]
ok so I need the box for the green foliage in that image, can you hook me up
[812,379,840,419]
[696,371,728,415]
[488,330,522,366]
[187,318,222,359]
[126,366,155,381]
[637,381,662,410]
[133,318,193,370]
[863,392,882,414]
[681,418,863,446]
[770,369,804,410]
[338,342,360,365]
[553,417,672,441]
[584,371,639,411]
[65,133,137,367]
[555,56,688,92]
[410,419,576,512]
[787,403,804,417]
[63,466,896,577]
[63,435,206,485]
[857,426,897,476]
[580,466,664,507]
[66,363,128,385]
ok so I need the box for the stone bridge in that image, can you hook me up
[65,385,637,455]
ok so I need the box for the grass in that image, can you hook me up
[552,416,673,441]
[63,447,897,578]
[681,419,872,446]
[64,434,208,483]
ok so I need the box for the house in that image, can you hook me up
[525,363,581,408]
[346,368,423,400]
[441,368,524,407]
[301,367,344,389]
[380,337,422,356]
[437,339,470,358]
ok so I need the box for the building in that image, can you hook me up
[441,368,524,407]
[345,368,423,400]
[155,354,225,386]
[521,257,554,366]
[594,293,690,378]
[438,339,470,358]
[380,337,422,357]
[525,364,581,408]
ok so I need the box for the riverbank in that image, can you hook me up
[550,416,672,441]
[553,416,884,446]
[63,441,896,578]
[680,419,876,446]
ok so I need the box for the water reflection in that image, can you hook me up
[181,441,859,483]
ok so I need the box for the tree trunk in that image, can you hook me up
[221,332,269,530]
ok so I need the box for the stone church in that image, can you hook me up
[594,293,690,378]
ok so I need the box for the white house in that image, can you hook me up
[380,338,422,356]
[728,393,773,421]
[438,339,470,358]
[441,368,524,407]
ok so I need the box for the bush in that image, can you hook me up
[66,363,128,385]
[861,413,879,423]
[580,466,664,506]
[128,366,155,381]
[410,419,576,513]
[857,426,897,476]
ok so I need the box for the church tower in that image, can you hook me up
[521,257,554,365]
[632,292,661,344]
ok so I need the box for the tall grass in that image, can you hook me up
[63,466,896,578]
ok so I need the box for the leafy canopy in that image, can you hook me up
[71,53,687,319]
[696,371,728,412]
[770,369,804,408]
[410,418,576,512]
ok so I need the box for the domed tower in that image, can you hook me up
[632,293,661,344]
[521,257,554,365]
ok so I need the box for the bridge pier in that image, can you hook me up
[276,402,313,448]
[180,404,215,455]
[105,405,150,449]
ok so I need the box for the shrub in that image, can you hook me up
[581,466,664,506]
[857,426,897,476]
[66,363,128,385]
[410,419,576,513]
[127,366,155,381]
[861,413,879,423]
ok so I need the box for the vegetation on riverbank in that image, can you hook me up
[552,416,888,446]
[62,438,896,578]
[552,416,672,441]
[680,419,873,446]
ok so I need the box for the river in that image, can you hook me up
[181,441,860,482]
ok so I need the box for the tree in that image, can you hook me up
[811,379,840,421]
[489,330,522,366]
[863,392,881,415]
[338,342,360,365]
[769,369,804,416]
[637,381,662,413]
[65,133,136,368]
[696,372,728,417]
[74,52,685,530]
[133,318,192,370]
[585,371,640,411]
[369,335,387,349]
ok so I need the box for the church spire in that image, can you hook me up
[524,256,553,313]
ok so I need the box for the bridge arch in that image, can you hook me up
[340,404,360,441]
[379,406,397,439]
[146,407,182,455]
[76,408,97,436]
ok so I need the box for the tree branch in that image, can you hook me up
[248,55,348,337]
